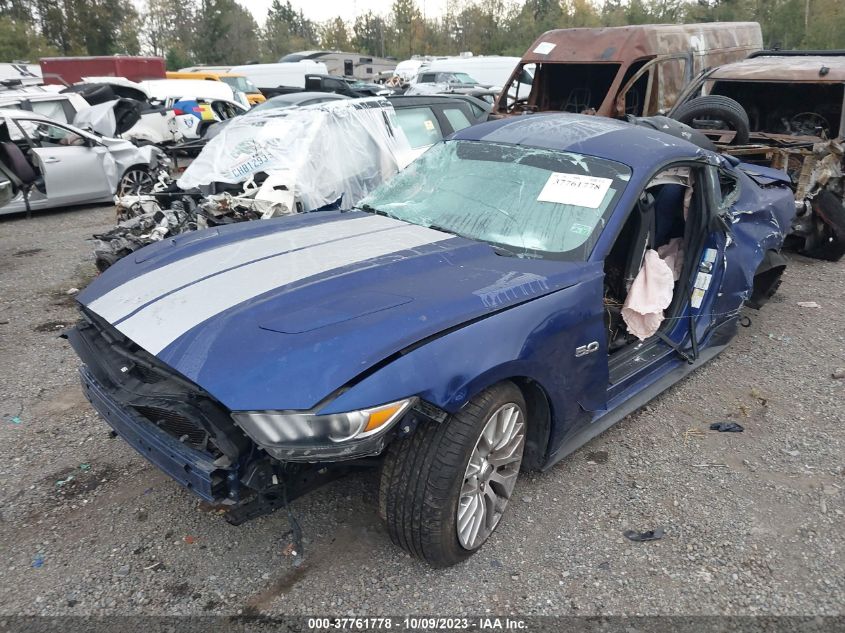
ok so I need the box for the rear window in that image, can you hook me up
[443,107,472,132]
[395,107,443,148]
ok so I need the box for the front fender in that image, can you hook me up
[321,271,608,449]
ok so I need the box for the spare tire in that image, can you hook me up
[671,95,750,145]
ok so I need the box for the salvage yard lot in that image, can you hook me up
[0,204,843,615]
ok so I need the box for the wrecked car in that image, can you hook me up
[69,114,794,566]
[493,22,761,118]
[667,51,845,261]
[0,108,167,217]
[92,98,410,270]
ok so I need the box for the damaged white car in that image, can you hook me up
[0,108,167,217]
[93,98,411,269]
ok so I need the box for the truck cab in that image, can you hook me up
[493,22,762,119]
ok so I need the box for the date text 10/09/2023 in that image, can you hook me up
[307,617,528,630]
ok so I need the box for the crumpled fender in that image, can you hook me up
[711,167,795,315]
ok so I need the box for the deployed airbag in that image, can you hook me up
[621,249,675,340]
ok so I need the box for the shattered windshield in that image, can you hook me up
[359,140,631,260]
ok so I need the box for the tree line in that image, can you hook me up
[2,0,844,69]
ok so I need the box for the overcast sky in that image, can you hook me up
[245,0,452,25]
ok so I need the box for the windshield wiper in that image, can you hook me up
[354,203,394,218]
[427,223,461,237]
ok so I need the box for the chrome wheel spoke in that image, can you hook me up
[488,422,525,467]
[465,451,484,477]
[457,493,478,534]
[460,475,479,497]
[467,492,485,546]
[488,468,519,496]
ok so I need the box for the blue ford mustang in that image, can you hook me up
[69,114,795,566]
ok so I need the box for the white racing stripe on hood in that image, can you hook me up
[88,214,404,324]
[113,223,453,355]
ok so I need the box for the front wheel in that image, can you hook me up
[117,166,154,197]
[379,382,526,567]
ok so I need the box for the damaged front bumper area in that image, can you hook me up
[68,310,420,522]
[69,310,249,502]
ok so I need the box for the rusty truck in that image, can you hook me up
[492,22,762,118]
[667,51,845,261]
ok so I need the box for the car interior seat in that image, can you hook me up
[623,191,657,292]
[0,141,41,218]
[653,184,687,247]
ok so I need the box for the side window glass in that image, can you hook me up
[717,169,740,208]
[394,107,443,148]
[7,119,28,141]
[30,100,71,124]
[19,120,84,147]
[443,107,472,132]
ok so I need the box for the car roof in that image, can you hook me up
[388,94,488,108]
[710,55,845,82]
[267,92,350,104]
[0,107,58,122]
[451,113,707,166]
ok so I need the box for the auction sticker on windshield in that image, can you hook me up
[537,173,613,208]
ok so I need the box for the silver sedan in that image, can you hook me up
[0,108,167,216]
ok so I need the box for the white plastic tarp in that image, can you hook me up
[73,100,119,137]
[178,98,411,211]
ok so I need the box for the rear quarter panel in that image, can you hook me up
[710,167,795,316]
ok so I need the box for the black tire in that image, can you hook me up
[379,382,526,567]
[803,190,845,261]
[747,249,787,309]
[671,95,750,145]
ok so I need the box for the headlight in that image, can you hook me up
[231,398,415,461]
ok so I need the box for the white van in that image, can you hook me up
[228,61,328,90]
[416,56,525,90]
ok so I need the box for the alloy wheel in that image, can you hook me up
[456,402,525,550]
[118,169,154,196]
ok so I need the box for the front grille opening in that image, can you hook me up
[133,405,220,455]
[130,363,165,384]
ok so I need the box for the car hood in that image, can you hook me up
[78,212,595,411]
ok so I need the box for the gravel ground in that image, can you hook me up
[0,204,843,617]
